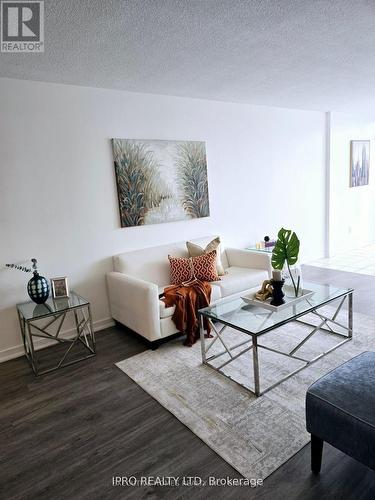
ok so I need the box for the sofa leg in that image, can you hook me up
[150,340,161,351]
[311,434,324,474]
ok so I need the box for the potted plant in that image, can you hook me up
[271,228,301,297]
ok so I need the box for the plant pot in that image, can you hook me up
[27,272,50,304]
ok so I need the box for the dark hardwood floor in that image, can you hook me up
[1,265,375,500]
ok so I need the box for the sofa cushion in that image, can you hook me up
[168,255,194,285]
[216,266,268,297]
[159,283,222,318]
[192,251,220,282]
[186,237,226,276]
[168,251,220,285]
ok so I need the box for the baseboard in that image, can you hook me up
[0,317,115,363]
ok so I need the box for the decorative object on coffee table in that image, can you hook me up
[270,269,285,306]
[242,286,314,312]
[17,291,95,376]
[270,278,285,306]
[6,258,49,304]
[51,276,69,299]
[272,269,282,281]
[272,228,301,297]
[287,264,303,296]
[254,279,273,301]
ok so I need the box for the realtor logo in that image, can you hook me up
[1,1,44,52]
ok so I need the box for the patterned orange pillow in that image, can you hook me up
[192,250,220,282]
[168,255,194,285]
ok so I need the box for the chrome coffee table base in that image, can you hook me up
[199,292,353,397]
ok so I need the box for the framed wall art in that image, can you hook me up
[350,140,370,187]
[112,139,210,228]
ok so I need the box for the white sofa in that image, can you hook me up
[106,236,271,346]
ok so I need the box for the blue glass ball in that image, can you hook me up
[27,272,50,304]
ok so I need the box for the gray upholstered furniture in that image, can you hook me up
[306,351,375,473]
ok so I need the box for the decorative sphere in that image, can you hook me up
[264,236,270,242]
[27,273,50,304]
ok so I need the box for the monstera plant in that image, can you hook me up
[271,228,301,297]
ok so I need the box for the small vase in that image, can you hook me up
[283,265,303,297]
[27,271,50,304]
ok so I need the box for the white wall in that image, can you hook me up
[0,78,326,360]
[329,112,375,256]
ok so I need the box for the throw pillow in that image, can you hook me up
[186,237,226,275]
[192,251,220,282]
[168,255,194,285]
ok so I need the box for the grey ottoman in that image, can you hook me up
[306,351,375,473]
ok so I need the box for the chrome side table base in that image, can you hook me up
[17,298,95,376]
[199,291,353,397]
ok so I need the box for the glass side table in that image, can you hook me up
[17,291,95,376]
[246,245,274,253]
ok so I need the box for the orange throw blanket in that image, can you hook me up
[161,279,212,346]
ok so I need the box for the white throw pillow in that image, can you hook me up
[186,237,226,276]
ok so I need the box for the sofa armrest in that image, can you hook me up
[225,248,272,277]
[106,272,161,341]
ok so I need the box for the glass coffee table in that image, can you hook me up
[198,282,353,397]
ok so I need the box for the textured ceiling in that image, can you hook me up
[1,0,375,111]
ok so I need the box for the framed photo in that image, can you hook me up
[51,277,69,299]
[350,140,370,187]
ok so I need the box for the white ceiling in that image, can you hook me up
[1,0,375,112]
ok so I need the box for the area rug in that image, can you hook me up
[116,306,375,480]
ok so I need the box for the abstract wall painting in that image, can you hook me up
[112,139,210,227]
[350,140,370,187]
